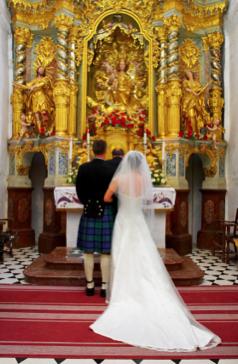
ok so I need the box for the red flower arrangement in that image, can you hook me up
[136,123,156,141]
[101,110,134,129]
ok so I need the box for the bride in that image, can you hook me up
[90,151,221,352]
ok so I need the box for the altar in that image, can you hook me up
[5,0,227,256]
[54,186,176,249]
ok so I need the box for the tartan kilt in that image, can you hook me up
[77,205,115,254]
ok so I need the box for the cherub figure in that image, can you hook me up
[19,112,35,139]
[206,118,224,148]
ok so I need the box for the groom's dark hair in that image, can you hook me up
[93,139,107,155]
[112,148,124,157]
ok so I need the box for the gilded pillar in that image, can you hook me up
[165,16,181,138]
[54,15,73,136]
[156,27,167,138]
[207,32,224,122]
[12,28,32,138]
[68,27,78,137]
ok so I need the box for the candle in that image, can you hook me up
[162,141,165,161]
[143,130,147,146]
[69,137,73,161]
[87,128,90,145]
[87,129,90,161]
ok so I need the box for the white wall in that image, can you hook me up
[0,1,12,218]
[224,0,238,220]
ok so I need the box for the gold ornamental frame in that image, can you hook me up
[80,8,155,137]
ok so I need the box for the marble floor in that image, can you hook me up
[0,358,238,364]
[0,247,238,363]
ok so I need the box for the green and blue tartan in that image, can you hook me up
[77,205,115,254]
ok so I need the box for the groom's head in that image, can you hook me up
[93,139,107,159]
[112,148,124,158]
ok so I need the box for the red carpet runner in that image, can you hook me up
[0,284,238,359]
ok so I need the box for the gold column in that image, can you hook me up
[165,15,181,138]
[12,28,32,138]
[156,27,167,138]
[207,32,224,122]
[68,27,78,137]
[53,15,73,136]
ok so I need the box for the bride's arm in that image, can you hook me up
[104,179,118,202]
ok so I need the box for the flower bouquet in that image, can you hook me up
[151,163,167,186]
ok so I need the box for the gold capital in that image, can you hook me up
[14,27,32,46]
[156,27,167,41]
[164,15,181,31]
[207,32,224,49]
[54,14,73,32]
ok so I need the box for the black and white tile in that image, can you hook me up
[0,358,237,363]
[0,247,237,286]
[187,248,238,286]
[0,247,40,284]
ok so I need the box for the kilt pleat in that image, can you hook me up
[77,205,114,253]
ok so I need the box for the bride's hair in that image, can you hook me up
[127,151,143,171]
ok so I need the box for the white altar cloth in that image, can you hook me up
[54,186,176,248]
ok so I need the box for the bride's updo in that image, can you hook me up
[127,151,143,171]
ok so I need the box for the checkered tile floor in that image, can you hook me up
[0,358,237,363]
[0,246,237,286]
[0,247,238,363]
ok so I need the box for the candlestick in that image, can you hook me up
[162,141,165,161]
[87,128,90,161]
[162,141,166,173]
[87,128,90,145]
[143,130,147,155]
[143,130,147,145]
[69,137,73,161]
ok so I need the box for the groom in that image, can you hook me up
[76,140,116,297]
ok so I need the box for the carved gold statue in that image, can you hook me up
[87,20,148,119]
[182,70,210,135]
[19,112,35,139]
[206,118,223,147]
[15,66,55,137]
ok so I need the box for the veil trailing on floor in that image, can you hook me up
[101,151,221,351]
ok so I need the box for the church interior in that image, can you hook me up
[0,0,238,362]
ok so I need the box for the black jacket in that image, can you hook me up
[105,157,123,174]
[75,158,113,218]
[105,157,123,213]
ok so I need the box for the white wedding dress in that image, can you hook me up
[90,152,221,352]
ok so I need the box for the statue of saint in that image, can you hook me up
[182,70,210,135]
[15,66,55,136]
[112,58,133,110]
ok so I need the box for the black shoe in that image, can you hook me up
[100,288,106,298]
[100,282,107,298]
[86,287,95,296]
[86,280,95,296]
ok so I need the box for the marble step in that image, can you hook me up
[44,247,184,272]
[24,254,204,286]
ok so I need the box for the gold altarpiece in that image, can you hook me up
[7,0,229,252]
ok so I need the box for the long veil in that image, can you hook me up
[111,150,155,236]
[106,151,221,350]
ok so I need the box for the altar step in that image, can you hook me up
[24,247,204,286]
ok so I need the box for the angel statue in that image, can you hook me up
[182,70,211,135]
[15,66,55,137]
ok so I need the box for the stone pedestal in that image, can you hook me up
[24,247,204,286]
[8,187,35,247]
[197,189,226,249]
[166,190,192,255]
[38,188,66,253]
